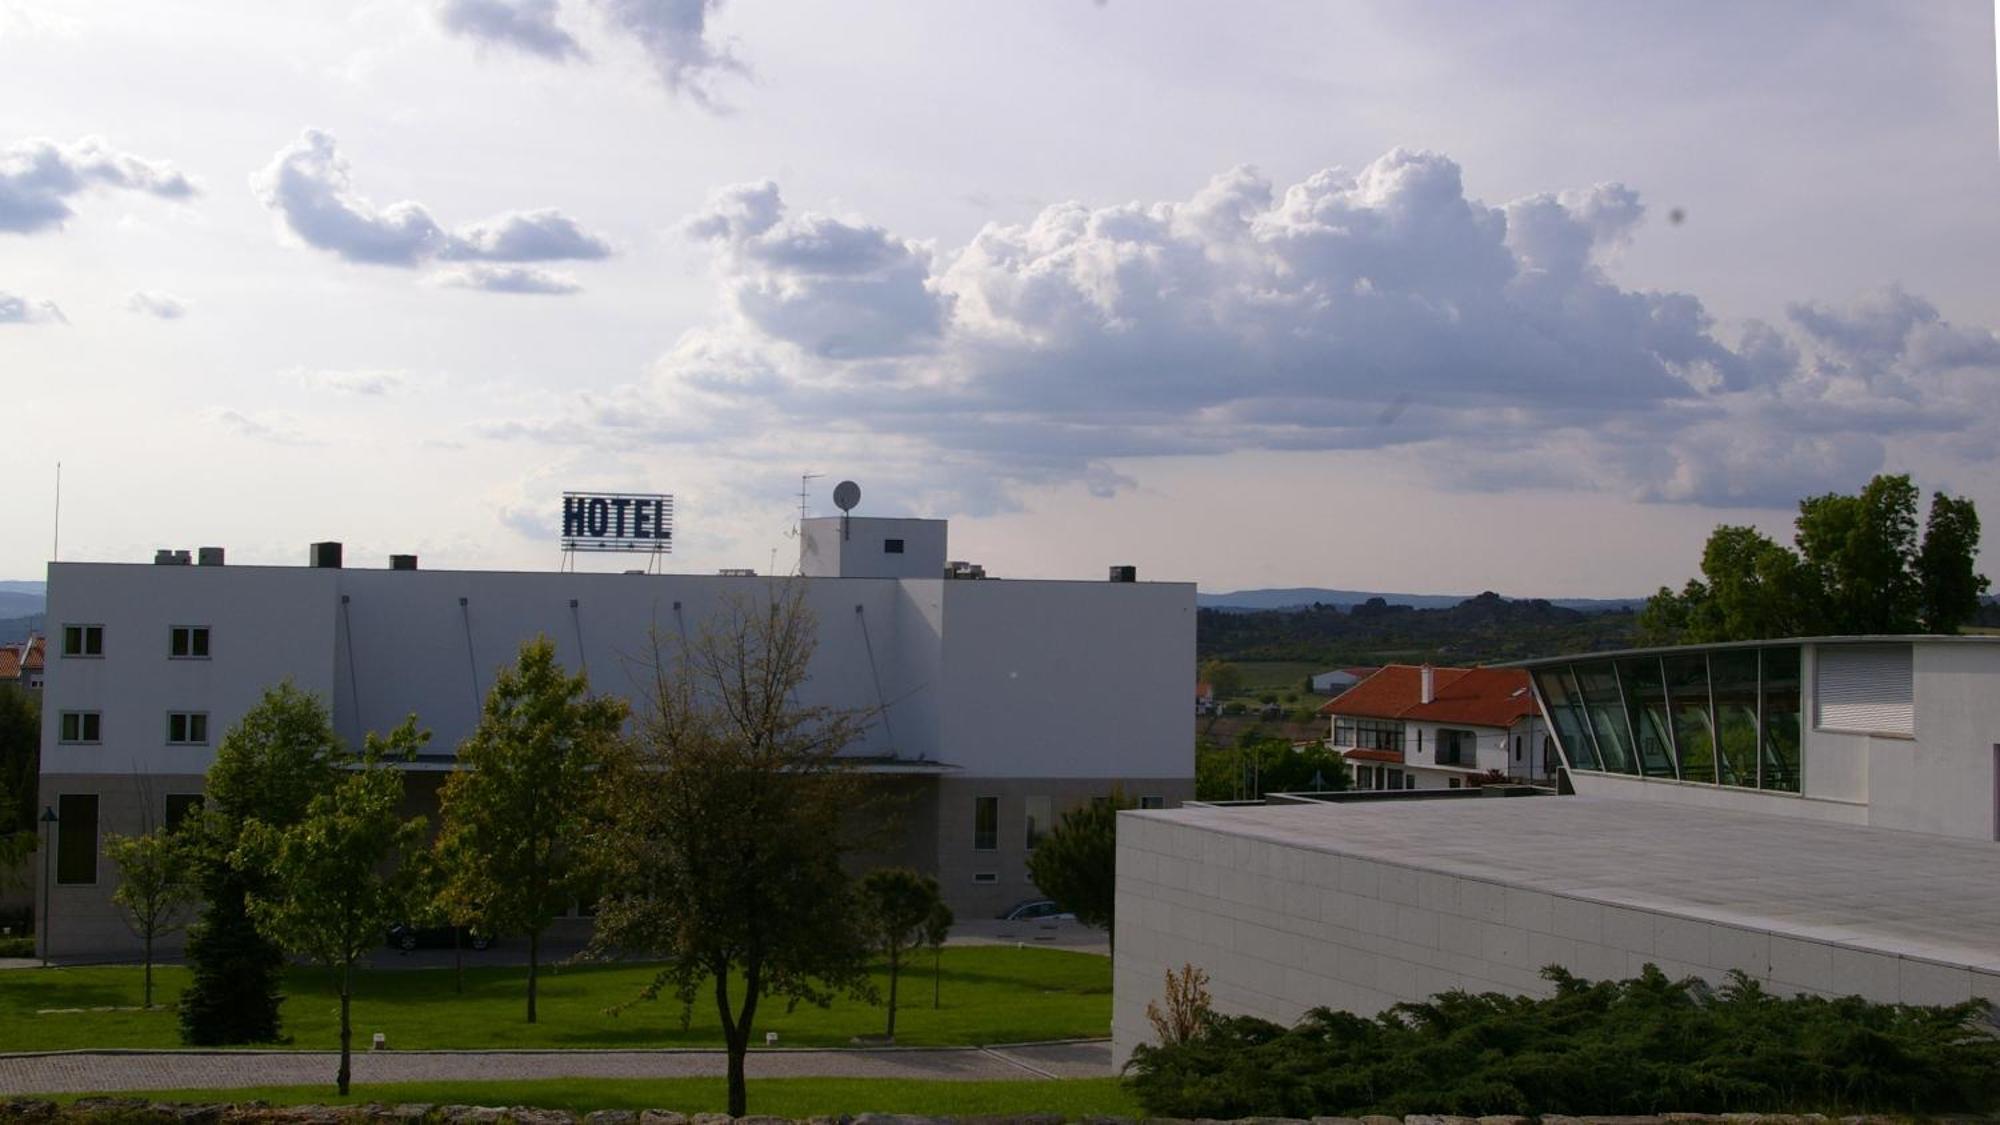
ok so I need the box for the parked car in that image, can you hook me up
[997,899,1075,922]
[385,923,495,952]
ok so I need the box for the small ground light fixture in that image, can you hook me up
[372,1032,387,1051]
[765,1031,779,1046]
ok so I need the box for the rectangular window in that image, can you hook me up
[59,712,102,744]
[1024,795,1052,850]
[1815,644,1913,736]
[1404,774,1416,790]
[972,872,998,884]
[1760,647,1802,793]
[61,625,103,657]
[1437,728,1474,766]
[1448,777,1463,789]
[1356,765,1373,789]
[1139,795,1166,810]
[1330,717,1404,752]
[883,539,905,554]
[1386,768,1403,788]
[973,796,998,850]
[169,626,211,659]
[56,794,98,885]
[167,712,209,745]
[165,794,205,830]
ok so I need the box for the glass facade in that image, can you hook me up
[1532,644,1803,794]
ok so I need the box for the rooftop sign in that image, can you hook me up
[561,492,673,554]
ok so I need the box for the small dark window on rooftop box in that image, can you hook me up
[884,539,905,554]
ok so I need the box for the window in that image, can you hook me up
[1513,736,1522,762]
[1139,795,1166,810]
[1404,774,1416,790]
[1448,777,1462,789]
[972,872,998,884]
[1437,728,1475,766]
[169,626,211,659]
[973,796,998,850]
[1331,717,1403,752]
[165,794,205,830]
[883,539,905,554]
[167,712,209,745]
[59,712,101,744]
[1024,795,1052,849]
[1617,657,1679,778]
[1386,768,1404,788]
[56,794,98,885]
[1356,765,1374,789]
[1815,644,1912,736]
[61,625,103,657]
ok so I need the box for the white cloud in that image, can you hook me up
[125,290,187,319]
[483,148,2000,514]
[208,408,319,446]
[436,0,582,60]
[0,290,65,324]
[0,136,196,234]
[251,130,611,278]
[295,368,408,395]
[429,263,582,294]
[594,0,743,110]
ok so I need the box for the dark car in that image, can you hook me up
[385,923,495,952]
[997,899,1075,922]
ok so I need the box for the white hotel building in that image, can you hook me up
[38,514,1194,960]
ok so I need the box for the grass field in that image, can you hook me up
[0,946,1109,1053]
[56,1077,1141,1117]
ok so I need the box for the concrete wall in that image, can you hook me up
[1110,810,2000,1066]
[36,771,208,960]
[799,518,948,580]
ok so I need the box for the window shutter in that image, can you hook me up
[1814,645,1913,735]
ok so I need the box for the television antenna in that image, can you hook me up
[791,472,823,537]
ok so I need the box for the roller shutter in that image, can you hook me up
[1814,644,1913,735]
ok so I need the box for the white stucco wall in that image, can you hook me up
[799,517,948,580]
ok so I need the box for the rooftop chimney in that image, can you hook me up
[197,547,225,567]
[310,541,343,569]
[1420,663,1435,705]
[1108,565,1137,583]
[153,549,177,565]
[390,554,418,571]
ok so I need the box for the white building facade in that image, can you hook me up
[38,516,1194,959]
[1323,665,1555,790]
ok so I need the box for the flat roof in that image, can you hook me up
[1510,634,2000,669]
[1134,796,2000,973]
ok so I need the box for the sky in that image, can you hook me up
[2,0,1997,596]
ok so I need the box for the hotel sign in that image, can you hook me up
[561,491,673,553]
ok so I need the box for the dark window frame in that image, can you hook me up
[972,795,998,851]
[61,624,104,658]
[59,711,102,744]
[169,625,211,659]
[167,711,209,745]
[56,794,99,886]
[883,539,906,554]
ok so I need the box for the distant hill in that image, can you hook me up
[1199,591,1640,666]
[0,584,43,620]
[1199,586,1643,613]
[0,614,44,645]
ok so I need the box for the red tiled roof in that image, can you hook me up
[0,635,39,681]
[1317,664,1534,729]
[1342,748,1402,764]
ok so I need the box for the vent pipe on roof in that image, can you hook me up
[310,541,344,569]
[1420,663,1435,705]
[390,555,418,571]
[197,547,225,567]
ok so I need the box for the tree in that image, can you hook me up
[1642,475,1987,643]
[105,827,198,1008]
[436,636,628,1023]
[856,867,941,1040]
[238,719,429,1096]
[1198,659,1244,700]
[0,685,38,895]
[1026,790,1135,947]
[179,682,340,1045]
[589,582,879,1117]
[1918,493,1989,633]
[924,898,953,1010]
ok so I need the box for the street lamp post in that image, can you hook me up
[38,805,57,968]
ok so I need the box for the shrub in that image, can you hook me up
[1124,965,2000,1118]
[0,935,33,958]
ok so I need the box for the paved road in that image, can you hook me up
[0,1041,1113,1095]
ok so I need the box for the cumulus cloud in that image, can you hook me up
[0,136,196,234]
[429,263,582,294]
[436,0,582,60]
[595,0,743,109]
[482,148,2000,513]
[0,290,65,324]
[251,130,610,285]
[208,409,318,446]
[126,290,187,319]
[296,368,408,395]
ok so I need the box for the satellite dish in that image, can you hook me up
[832,480,861,513]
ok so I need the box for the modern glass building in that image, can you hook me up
[1520,636,2000,842]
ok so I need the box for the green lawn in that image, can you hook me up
[56,1078,1140,1117]
[0,946,1109,1052]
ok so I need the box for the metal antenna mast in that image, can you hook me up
[51,462,61,562]
[796,471,823,534]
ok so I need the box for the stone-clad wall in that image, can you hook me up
[1110,812,2000,1066]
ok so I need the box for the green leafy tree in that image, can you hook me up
[924,898,953,1010]
[105,827,198,1008]
[856,867,941,1040]
[238,719,429,1096]
[1918,493,1989,633]
[1196,737,1350,800]
[589,582,878,1117]
[1198,659,1244,700]
[1026,790,1134,946]
[179,682,340,1045]
[1643,475,1987,643]
[0,685,38,894]
[436,636,628,1022]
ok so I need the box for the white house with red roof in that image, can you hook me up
[0,633,44,692]
[1319,663,1556,789]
